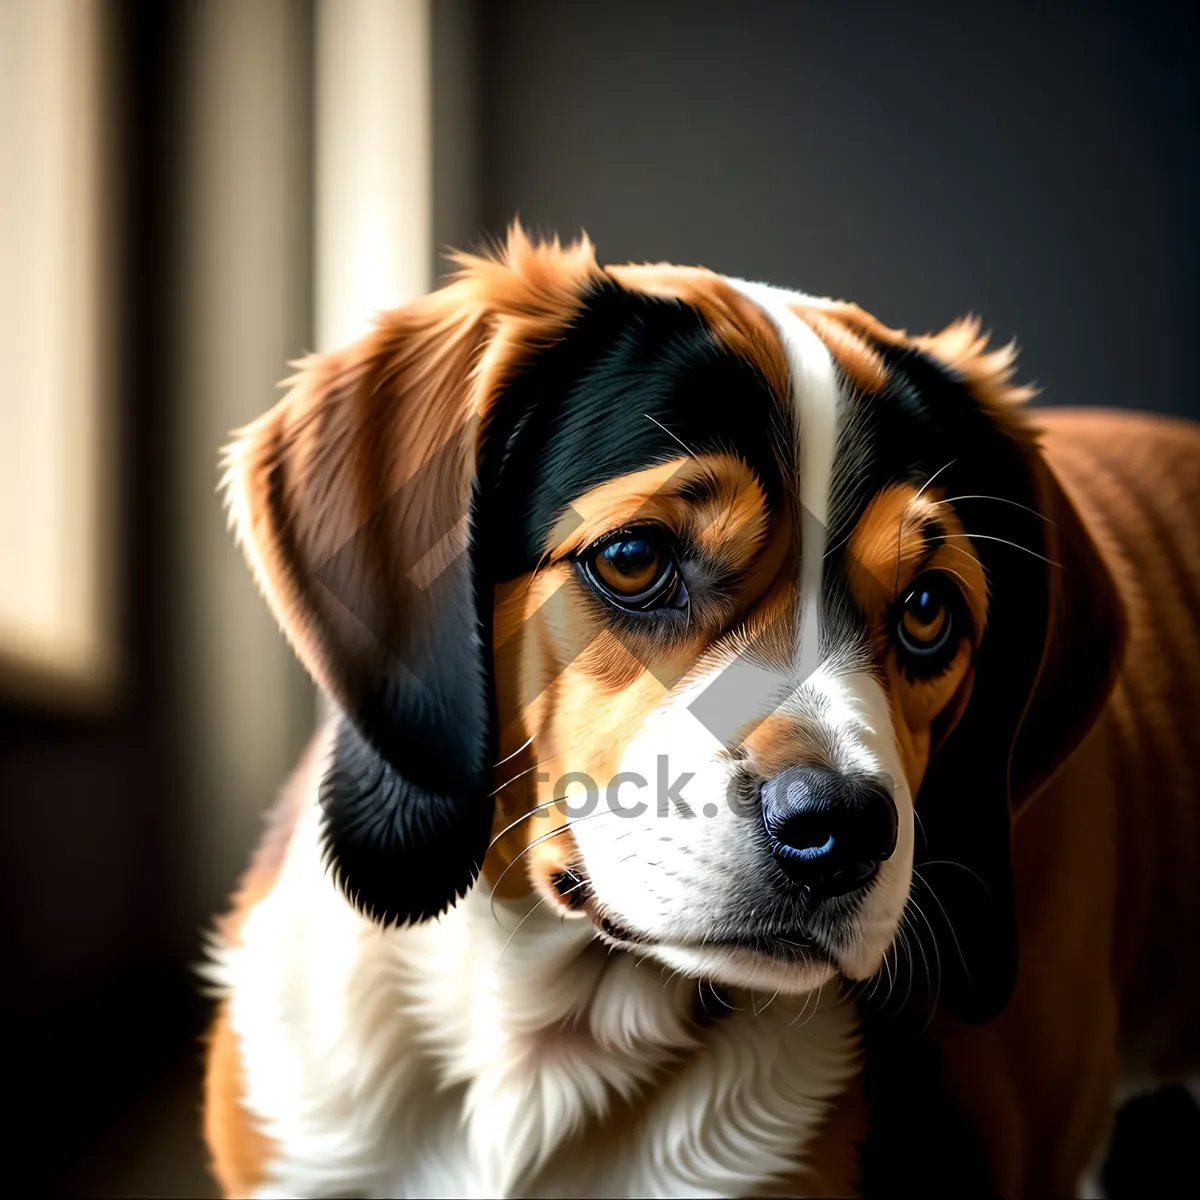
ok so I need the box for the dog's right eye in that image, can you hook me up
[580,528,687,612]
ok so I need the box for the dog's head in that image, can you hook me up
[225,226,1125,1024]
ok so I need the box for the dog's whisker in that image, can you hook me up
[787,984,816,1032]
[787,979,824,1029]
[707,982,739,1012]
[786,989,810,1028]
[496,895,550,962]
[913,459,957,504]
[912,805,929,845]
[861,954,885,1006]
[920,858,993,897]
[896,918,916,1016]
[904,894,942,1032]
[912,867,973,986]
[487,795,570,850]
[645,413,701,461]
[888,458,959,593]
[753,984,781,1017]
[492,733,535,771]
[940,540,992,579]
[935,566,975,595]
[488,761,540,798]
[940,493,1056,525]
[487,821,574,923]
[933,531,1061,568]
[880,935,896,1008]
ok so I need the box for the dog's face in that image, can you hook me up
[226,227,1123,1023]
[483,275,995,997]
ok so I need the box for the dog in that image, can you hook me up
[203,225,1200,1198]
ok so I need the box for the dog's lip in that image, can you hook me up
[583,898,829,964]
[704,931,823,958]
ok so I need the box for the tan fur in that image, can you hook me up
[205,1004,276,1197]
[809,301,1038,416]
[791,304,891,394]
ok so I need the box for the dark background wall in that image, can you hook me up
[479,0,1197,419]
[1,1,1193,1194]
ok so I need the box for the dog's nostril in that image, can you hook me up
[760,766,898,898]
[772,814,837,861]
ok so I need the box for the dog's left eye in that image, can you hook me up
[581,528,685,612]
[895,573,958,663]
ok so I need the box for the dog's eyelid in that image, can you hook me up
[573,520,680,561]
[887,534,979,607]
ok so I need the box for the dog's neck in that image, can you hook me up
[399,893,702,1193]
[217,801,859,1197]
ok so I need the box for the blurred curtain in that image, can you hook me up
[0,0,118,707]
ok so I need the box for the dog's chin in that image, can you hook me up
[582,907,898,995]
[648,941,839,995]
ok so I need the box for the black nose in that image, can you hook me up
[760,766,898,898]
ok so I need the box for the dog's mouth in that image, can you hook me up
[574,888,834,970]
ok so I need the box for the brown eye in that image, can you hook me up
[583,529,683,611]
[595,535,661,592]
[895,574,955,661]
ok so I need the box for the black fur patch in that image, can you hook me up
[477,279,787,581]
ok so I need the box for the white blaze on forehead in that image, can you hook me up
[724,279,843,673]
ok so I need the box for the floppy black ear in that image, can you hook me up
[876,343,1124,1025]
[223,292,497,926]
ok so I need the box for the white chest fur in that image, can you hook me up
[208,805,859,1199]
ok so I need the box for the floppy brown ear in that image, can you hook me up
[223,288,497,926]
[1007,453,1127,811]
[222,224,604,925]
